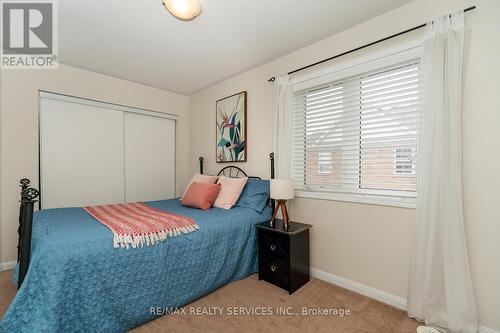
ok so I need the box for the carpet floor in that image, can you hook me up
[1,270,419,332]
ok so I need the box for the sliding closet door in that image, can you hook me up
[40,98,125,209]
[124,113,175,202]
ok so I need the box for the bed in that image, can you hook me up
[1,154,275,332]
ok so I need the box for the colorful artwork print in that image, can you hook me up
[216,91,247,162]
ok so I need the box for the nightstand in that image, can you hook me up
[256,219,312,294]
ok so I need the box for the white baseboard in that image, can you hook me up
[310,267,407,310]
[0,261,16,272]
[310,267,499,333]
[478,326,500,333]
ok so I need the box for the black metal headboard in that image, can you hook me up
[198,153,274,181]
[199,153,275,211]
[217,166,261,180]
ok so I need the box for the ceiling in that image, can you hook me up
[58,0,412,95]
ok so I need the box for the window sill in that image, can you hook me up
[294,190,416,209]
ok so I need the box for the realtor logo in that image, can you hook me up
[1,0,58,69]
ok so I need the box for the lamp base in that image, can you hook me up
[270,199,289,231]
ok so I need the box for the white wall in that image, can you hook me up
[0,64,190,264]
[189,0,500,330]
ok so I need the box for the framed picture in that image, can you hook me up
[216,91,247,163]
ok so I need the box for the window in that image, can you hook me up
[318,152,332,174]
[292,55,420,206]
[394,147,416,175]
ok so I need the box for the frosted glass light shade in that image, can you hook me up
[270,179,294,200]
[162,0,202,21]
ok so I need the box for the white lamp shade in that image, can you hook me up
[162,0,202,21]
[270,179,294,200]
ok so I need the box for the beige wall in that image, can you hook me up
[0,64,190,264]
[189,0,500,330]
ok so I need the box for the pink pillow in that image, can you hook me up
[213,176,248,209]
[181,173,219,199]
[181,182,221,210]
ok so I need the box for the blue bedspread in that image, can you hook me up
[0,199,271,333]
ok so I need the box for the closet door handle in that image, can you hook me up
[270,264,277,272]
[270,244,277,251]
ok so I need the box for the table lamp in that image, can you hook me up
[270,179,294,230]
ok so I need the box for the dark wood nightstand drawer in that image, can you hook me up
[259,231,289,260]
[260,259,290,289]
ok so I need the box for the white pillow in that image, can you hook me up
[213,176,248,209]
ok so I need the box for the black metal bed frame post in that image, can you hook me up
[199,157,204,175]
[269,153,275,215]
[17,179,39,289]
[17,179,30,263]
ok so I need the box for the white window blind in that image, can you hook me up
[292,58,421,200]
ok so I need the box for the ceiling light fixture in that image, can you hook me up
[161,0,202,21]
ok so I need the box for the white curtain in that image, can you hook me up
[408,11,477,333]
[273,74,292,179]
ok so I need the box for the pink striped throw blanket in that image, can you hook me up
[84,202,199,249]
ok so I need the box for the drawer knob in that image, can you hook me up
[270,264,277,272]
[270,244,277,251]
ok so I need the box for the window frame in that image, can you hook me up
[290,43,422,209]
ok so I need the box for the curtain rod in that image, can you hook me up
[267,5,476,82]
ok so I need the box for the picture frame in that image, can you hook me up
[216,91,247,163]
